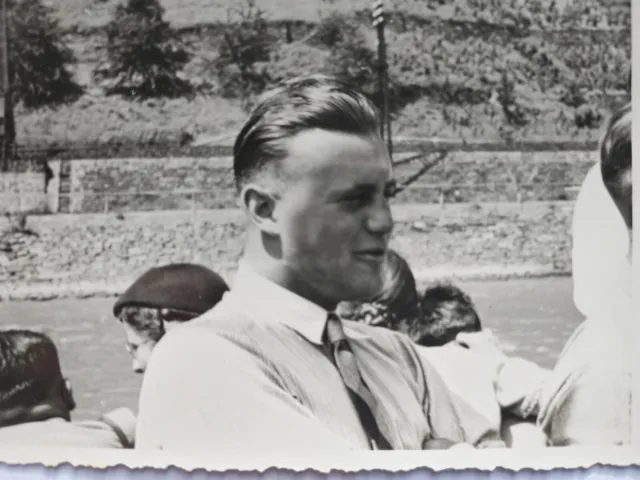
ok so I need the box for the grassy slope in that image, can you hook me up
[17,0,631,147]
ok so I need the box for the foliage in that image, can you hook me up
[212,0,275,101]
[94,0,192,98]
[14,0,632,145]
[8,0,82,108]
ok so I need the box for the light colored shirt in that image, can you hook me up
[537,288,631,446]
[571,163,630,317]
[0,408,136,448]
[417,344,548,447]
[135,263,468,452]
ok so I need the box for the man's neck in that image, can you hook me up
[241,247,337,312]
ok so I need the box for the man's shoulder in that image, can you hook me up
[343,319,413,347]
[342,320,423,368]
[148,300,301,374]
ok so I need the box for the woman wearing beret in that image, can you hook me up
[113,263,230,373]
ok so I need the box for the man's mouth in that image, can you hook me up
[353,249,387,263]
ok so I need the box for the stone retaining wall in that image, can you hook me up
[49,150,596,213]
[0,172,51,214]
[0,202,574,287]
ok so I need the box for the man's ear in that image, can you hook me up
[240,184,280,236]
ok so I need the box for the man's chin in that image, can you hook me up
[344,282,384,304]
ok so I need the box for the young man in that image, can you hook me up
[135,75,471,452]
[0,329,135,448]
[536,102,632,446]
[113,263,230,373]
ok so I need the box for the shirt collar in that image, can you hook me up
[226,262,329,345]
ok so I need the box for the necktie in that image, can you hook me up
[324,313,393,450]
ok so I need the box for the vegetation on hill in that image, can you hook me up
[13,0,631,148]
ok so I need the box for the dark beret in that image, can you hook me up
[113,263,230,317]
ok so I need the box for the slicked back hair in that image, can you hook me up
[233,74,382,191]
[0,330,63,411]
[417,282,482,347]
[600,102,632,229]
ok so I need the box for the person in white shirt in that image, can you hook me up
[571,151,630,318]
[135,75,472,452]
[458,102,632,446]
[537,102,632,446]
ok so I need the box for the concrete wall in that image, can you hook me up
[0,172,52,214]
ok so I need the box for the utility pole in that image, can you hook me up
[0,0,14,172]
[372,1,392,159]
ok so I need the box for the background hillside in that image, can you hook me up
[17,0,631,147]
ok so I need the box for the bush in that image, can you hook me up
[574,104,603,129]
[94,0,192,98]
[213,0,276,101]
[8,0,82,108]
[322,22,377,97]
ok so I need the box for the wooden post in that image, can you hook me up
[191,191,198,263]
[0,0,12,172]
[372,1,392,159]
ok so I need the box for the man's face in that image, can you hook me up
[268,129,395,308]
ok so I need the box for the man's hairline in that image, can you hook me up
[236,127,386,191]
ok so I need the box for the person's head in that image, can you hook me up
[0,329,75,427]
[416,282,482,347]
[113,263,230,373]
[338,249,421,336]
[234,74,396,311]
[600,102,632,236]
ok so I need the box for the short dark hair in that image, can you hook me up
[0,330,64,411]
[233,74,381,191]
[416,283,482,347]
[600,102,632,229]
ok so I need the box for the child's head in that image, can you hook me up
[416,282,482,347]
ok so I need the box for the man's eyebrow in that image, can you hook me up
[332,179,397,197]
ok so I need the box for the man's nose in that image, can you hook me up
[366,199,394,235]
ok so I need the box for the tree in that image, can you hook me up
[8,0,82,108]
[213,0,275,101]
[95,0,191,98]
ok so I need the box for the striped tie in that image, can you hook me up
[324,313,393,450]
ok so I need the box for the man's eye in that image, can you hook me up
[343,193,371,205]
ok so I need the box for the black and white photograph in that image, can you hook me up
[0,0,634,472]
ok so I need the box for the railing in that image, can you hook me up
[40,182,580,214]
